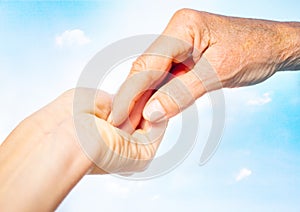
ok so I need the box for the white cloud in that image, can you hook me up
[247,92,272,106]
[235,168,252,181]
[55,29,91,47]
[151,194,160,201]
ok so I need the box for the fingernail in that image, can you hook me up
[143,99,166,122]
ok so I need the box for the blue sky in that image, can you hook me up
[0,0,300,211]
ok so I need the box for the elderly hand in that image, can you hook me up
[112,9,300,125]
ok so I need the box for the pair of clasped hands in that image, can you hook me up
[74,9,300,174]
[1,9,299,211]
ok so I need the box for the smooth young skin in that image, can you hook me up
[112,9,300,125]
[0,88,166,211]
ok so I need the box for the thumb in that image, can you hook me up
[111,35,194,126]
[143,56,222,122]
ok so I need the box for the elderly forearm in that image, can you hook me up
[279,22,300,71]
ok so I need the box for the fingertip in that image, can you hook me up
[143,99,167,123]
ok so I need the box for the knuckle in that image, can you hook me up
[173,8,199,22]
[57,88,76,106]
[61,88,76,97]
[174,8,192,17]
[131,56,148,74]
[130,57,160,82]
[168,9,201,49]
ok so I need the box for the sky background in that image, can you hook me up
[0,0,300,211]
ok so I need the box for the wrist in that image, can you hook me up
[276,22,300,71]
[0,118,94,211]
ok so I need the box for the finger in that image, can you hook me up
[80,114,167,175]
[143,56,222,122]
[72,88,112,120]
[93,90,113,120]
[111,35,194,126]
[89,117,158,175]
[117,90,153,134]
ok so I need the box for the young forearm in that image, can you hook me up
[0,118,93,211]
[0,87,162,211]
